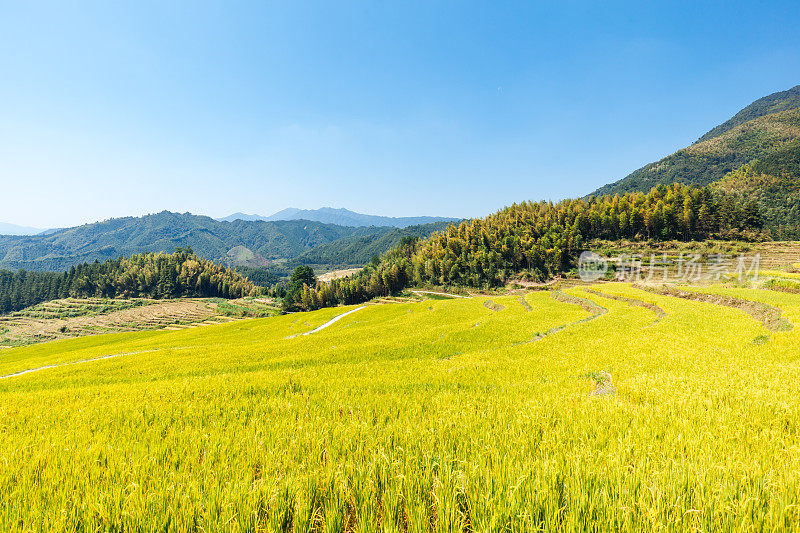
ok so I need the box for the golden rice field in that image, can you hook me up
[1,283,800,531]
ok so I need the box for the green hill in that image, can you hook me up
[288,220,455,267]
[593,85,800,196]
[288,184,765,311]
[713,161,800,239]
[697,84,800,142]
[0,212,403,272]
[0,249,260,314]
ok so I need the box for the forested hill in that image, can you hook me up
[285,184,766,311]
[0,249,260,315]
[697,85,800,142]
[288,221,454,266]
[0,211,450,272]
[593,85,800,196]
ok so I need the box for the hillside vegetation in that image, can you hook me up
[288,221,454,267]
[2,284,800,529]
[714,163,800,239]
[0,212,409,272]
[288,184,763,310]
[0,249,260,315]
[594,106,800,195]
[697,84,800,142]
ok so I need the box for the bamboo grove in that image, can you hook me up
[286,184,766,310]
[0,249,261,314]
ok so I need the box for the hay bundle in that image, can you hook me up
[590,371,616,397]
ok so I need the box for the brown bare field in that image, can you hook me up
[0,298,265,349]
[317,268,361,282]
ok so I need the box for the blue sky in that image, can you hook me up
[1,1,799,228]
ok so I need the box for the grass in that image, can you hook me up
[0,287,799,530]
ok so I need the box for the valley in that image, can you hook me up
[0,212,453,273]
[0,39,798,529]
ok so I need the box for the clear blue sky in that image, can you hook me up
[1,1,799,228]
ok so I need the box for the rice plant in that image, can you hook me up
[1,287,799,530]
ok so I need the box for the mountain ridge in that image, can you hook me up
[696,84,800,143]
[593,85,800,196]
[219,207,458,228]
[0,222,44,236]
[0,211,454,272]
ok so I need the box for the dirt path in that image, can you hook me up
[0,346,196,380]
[301,306,366,336]
[411,291,469,299]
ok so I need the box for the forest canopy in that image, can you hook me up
[282,184,767,311]
[0,248,261,315]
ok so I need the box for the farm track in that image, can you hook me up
[301,306,366,336]
[0,346,194,380]
[284,306,368,339]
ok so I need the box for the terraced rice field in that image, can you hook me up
[0,297,278,348]
[1,284,800,530]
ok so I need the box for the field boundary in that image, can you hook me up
[518,290,608,342]
[634,284,793,331]
[411,290,469,299]
[583,287,666,320]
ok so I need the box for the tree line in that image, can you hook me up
[0,248,261,315]
[281,184,767,310]
[0,185,774,315]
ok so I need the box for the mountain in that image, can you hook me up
[289,220,454,267]
[217,212,266,222]
[0,211,385,271]
[697,85,800,143]
[0,222,44,236]
[593,85,800,196]
[0,211,455,272]
[220,207,458,228]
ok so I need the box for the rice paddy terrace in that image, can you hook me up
[1,283,800,530]
[0,297,278,348]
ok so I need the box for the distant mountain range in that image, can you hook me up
[219,207,459,228]
[593,85,800,196]
[7,84,798,274]
[0,222,44,236]
[0,211,455,272]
